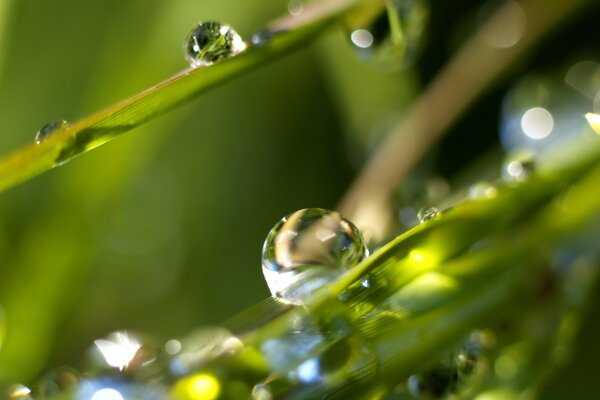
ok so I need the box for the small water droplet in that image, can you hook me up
[501,152,535,182]
[252,383,273,400]
[35,119,68,144]
[468,181,498,199]
[185,22,246,67]
[417,207,440,223]
[346,0,429,70]
[86,331,160,380]
[250,29,276,46]
[75,377,166,400]
[262,208,369,304]
[33,367,80,398]
[167,327,243,377]
[0,383,33,399]
[287,0,304,16]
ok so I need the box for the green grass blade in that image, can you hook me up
[0,0,367,192]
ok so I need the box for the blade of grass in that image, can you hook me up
[0,0,373,192]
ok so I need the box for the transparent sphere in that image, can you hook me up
[262,208,368,304]
[501,151,535,183]
[35,119,69,144]
[346,0,429,70]
[184,22,246,67]
[417,207,440,223]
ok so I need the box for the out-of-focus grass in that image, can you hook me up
[0,0,415,381]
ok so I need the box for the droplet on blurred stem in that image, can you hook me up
[35,119,69,144]
[34,367,80,399]
[262,208,369,304]
[501,151,535,182]
[500,69,599,157]
[167,327,243,377]
[469,182,498,200]
[287,0,304,16]
[345,0,429,70]
[417,207,440,223]
[184,22,246,67]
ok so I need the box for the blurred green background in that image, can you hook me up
[0,0,598,397]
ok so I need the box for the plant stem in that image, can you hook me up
[339,0,591,241]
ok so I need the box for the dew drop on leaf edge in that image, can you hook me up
[185,21,246,67]
[262,208,369,304]
[35,119,68,144]
[417,206,441,223]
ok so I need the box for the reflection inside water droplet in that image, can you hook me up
[92,331,142,371]
[185,22,246,67]
[35,119,69,144]
[417,207,440,223]
[262,208,368,304]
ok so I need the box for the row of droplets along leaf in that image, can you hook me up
[32,0,431,151]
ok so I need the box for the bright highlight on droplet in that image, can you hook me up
[350,29,374,49]
[94,331,141,371]
[9,384,31,399]
[90,388,125,400]
[173,373,221,400]
[520,107,554,139]
[585,113,600,134]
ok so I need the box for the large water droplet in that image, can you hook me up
[417,207,440,223]
[262,208,368,304]
[35,119,69,144]
[185,22,246,67]
[346,0,429,70]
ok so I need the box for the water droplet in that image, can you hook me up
[500,69,599,156]
[33,367,80,398]
[250,29,276,46]
[167,327,243,377]
[0,383,33,399]
[35,119,68,144]
[345,0,429,70]
[287,0,304,16]
[417,207,440,223]
[252,383,273,400]
[75,377,166,400]
[184,22,246,67]
[262,208,369,304]
[501,151,535,182]
[468,181,498,199]
[85,331,161,380]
